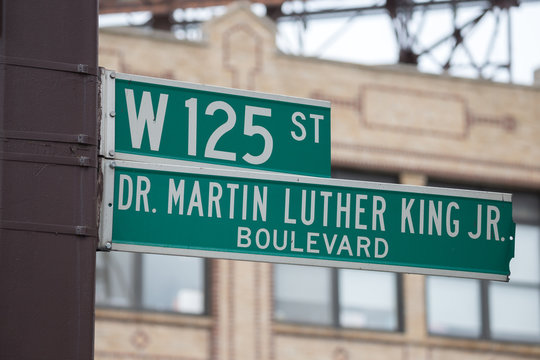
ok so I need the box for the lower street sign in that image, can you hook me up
[99,159,515,281]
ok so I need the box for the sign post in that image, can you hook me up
[1,1,97,358]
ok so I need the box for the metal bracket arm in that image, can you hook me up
[0,55,99,76]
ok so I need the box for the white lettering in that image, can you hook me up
[337,235,353,256]
[428,200,442,236]
[204,101,236,161]
[125,89,168,151]
[237,227,251,247]
[187,181,203,216]
[208,182,222,218]
[307,232,320,254]
[336,193,351,228]
[357,236,371,257]
[284,188,297,224]
[242,106,273,165]
[290,111,306,141]
[468,205,482,239]
[419,199,425,235]
[320,191,332,227]
[227,183,239,219]
[253,186,267,222]
[355,194,367,230]
[310,114,324,143]
[446,202,460,237]
[291,231,303,252]
[168,179,185,214]
[242,185,248,220]
[135,176,150,212]
[487,205,500,240]
[401,198,414,234]
[255,228,270,249]
[301,190,316,226]
[118,174,133,210]
[273,229,288,251]
[323,233,338,254]
[373,196,386,231]
[375,238,389,258]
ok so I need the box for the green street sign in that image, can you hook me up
[101,70,331,177]
[99,159,515,281]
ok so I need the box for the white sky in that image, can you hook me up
[276,2,540,85]
[99,1,540,85]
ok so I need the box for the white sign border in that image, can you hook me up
[106,159,512,202]
[98,159,116,251]
[100,69,116,159]
[112,243,508,282]
[114,71,331,108]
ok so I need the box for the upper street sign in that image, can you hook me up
[100,70,331,177]
[99,159,515,281]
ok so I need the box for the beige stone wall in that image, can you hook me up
[99,3,540,189]
[94,310,212,359]
[95,2,540,360]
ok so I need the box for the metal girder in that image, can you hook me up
[99,0,285,14]
[98,0,540,81]
[273,0,526,81]
[267,0,521,22]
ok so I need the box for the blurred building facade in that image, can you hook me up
[95,2,540,359]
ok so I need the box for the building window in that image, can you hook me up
[338,269,400,330]
[274,168,402,331]
[426,192,540,343]
[274,169,402,331]
[95,251,207,315]
[273,264,402,331]
[426,276,482,338]
[488,224,540,342]
[274,264,333,325]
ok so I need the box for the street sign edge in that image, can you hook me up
[111,243,509,281]
[114,71,332,109]
[98,160,115,250]
[100,68,116,159]
[110,159,513,202]
[113,152,321,177]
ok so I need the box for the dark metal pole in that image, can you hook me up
[0,1,98,359]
